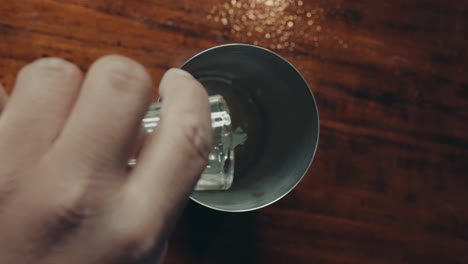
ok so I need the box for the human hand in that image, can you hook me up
[0,55,212,264]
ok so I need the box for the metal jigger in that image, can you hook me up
[179,44,320,212]
[132,44,319,212]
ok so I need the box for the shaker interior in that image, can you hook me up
[182,45,319,212]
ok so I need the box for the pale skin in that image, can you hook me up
[0,55,213,264]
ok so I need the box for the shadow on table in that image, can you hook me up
[167,201,259,263]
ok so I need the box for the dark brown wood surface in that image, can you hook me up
[1,0,467,263]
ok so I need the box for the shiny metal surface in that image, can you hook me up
[181,44,320,212]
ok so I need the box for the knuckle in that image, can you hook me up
[41,185,88,245]
[105,189,163,259]
[49,186,87,223]
[44,202,86,244]
[20,57,82,80]
[113,225,158,260]
[177,115,212,162]
[92,55,152,96]
[37,160,88,230]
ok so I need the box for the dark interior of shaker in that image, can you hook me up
[181,45,319,211]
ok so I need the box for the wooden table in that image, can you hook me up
[1,0,467,263]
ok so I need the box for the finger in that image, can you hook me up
[0,83,7,114]
[0,58,82,158]
[50,55,152,171]
[113,69,212,238]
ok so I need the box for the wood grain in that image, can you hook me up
[0,0,467,263]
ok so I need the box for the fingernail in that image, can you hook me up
[167,68,193,79]
[35,57,69,68]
